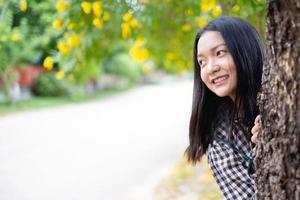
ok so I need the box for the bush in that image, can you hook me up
[104,53,142,83]
[31,72,69,97]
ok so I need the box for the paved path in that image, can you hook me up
[0,80,193,200]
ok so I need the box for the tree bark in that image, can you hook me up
[255,0,300,200]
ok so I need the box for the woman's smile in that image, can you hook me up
[211,74,229,86]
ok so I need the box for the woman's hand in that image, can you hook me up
[251,115,261,144]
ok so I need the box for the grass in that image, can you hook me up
[155,156,223,200]
[0,84,135,115]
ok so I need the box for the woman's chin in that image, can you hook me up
[213,90,231,98]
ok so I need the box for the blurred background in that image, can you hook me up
[0,0,266,199]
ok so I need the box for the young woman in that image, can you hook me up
[186,16,263,200]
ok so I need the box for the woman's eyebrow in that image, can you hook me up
[197,43,227,58]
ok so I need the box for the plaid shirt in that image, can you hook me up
[207,104,257,200]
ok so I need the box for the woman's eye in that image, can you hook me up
[217,50,226,56]
[198,60,206,67]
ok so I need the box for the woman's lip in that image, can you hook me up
[211,75,229,84]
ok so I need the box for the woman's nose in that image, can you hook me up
[207,59,220,74]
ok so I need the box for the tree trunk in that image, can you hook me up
[255,0,300,200]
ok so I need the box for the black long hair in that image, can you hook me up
[186,16,265,164]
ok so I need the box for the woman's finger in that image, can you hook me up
[251,133,258,144]
[251,124,260,134]
[252,115,262,144]
[254,115,261,124]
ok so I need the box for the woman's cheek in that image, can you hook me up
[200,71,208,85]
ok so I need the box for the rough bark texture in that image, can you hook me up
[255,0,300,200]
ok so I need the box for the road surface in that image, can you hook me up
[0,80,193,200]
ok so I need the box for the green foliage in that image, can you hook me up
[104,53,142,83]
[0,0,267,98]
[0,0,56,67]
[219,0,266,39]
[0,0,58,102]
[0,3,20,69]
[31,72,88,100]
[31,72,69,97]
[71,58,102,84]
[139,0,199,72]
[14,0,58,63]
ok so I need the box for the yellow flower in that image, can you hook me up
[121,22,131,39]
[0,35,8,42]
[166,52,176,60]
[43,56,54,70]
[81,1,92,14]
[11,32,20,41]
[56,0,70,12]
[123,13,133,22]
[196,16,207,27]
[232,4,240,12]
[133,37,145,46]
[67,34,80,47]
[187,60,193,70]
[56,70,65,80]
[67,22,75,30]
[63,32,70,38]
[79,20,85,27]
[212,5,222,17]
[201,0,216,11]
[103,11,110,21]
[93,18,104,29]
[142,64,152,73]
[52,18,64,29]
[68,74,75,81]
[171,38,180,45]
[92,1,102,17]
[185,9,193,17]
[57,41,70,54]
[139,0,149,3]
[19,0,27,12]
[164,59,172,69]
[182,23,191,32]
[177,61,186,72]
[130,46,149,63]
[129,18,142,29]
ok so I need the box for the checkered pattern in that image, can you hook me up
[207,104,257,200]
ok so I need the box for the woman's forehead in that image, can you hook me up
[197,31,226,55]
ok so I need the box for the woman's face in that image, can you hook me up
[197,31,238,101]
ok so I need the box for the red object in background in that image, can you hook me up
[15,64,45,87]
